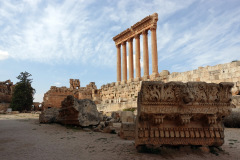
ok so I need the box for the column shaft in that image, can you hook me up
[151,27,158,77]
[135,35,141,79]
[122,42,127,82]
[142,30,149,79]
[116,44,121,82]
[128,39,134,80]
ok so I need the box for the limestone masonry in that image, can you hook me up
[42,13,240,113]
[0,80,14,113]
[135,81,234,149]
[42,79,97,110]
[97,61,240,113]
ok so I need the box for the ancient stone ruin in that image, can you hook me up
[0,80,14,103]
[113,13,159,82]
[0,80,14,113]
[42,79,97,110]
[135,81,234,150]
[58,95,100,127]
[95,12,240,113]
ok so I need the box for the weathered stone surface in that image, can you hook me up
[159,70,170,77]
[135,81,234,149]
[39,108,59,123]
[121,111,134,123]
[119,122,135,140]
[0,103,10,113]
[232,95,240,108]
[0,80,14,104]
[42,80,97,110]
[58,95,100,127]
[96,61,240,114]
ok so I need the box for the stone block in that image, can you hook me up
[0,103,10,113]
[135,81,234,149]
[121,111,134,122]
[58,95,100,127]
[119,122,135,140]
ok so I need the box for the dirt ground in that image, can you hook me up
[0,113,240,160]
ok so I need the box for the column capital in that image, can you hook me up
[134,34,140,39]
[127,38,133,42]
[115,44,121,48]
[142,30,148,35]
[121,41,126,45]
[150,26,157,31]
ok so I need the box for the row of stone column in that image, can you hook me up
[116,27,158,83]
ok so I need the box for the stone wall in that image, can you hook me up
[0,103,10,113]
[43,61,240,113]
[96,81,141,112]
[159,61,240,95]
[42,80,97,110]
[96,61,240,113]
[0,80,14,113]
[0,80,14,103]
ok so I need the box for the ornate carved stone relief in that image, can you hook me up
[136,81,234,149]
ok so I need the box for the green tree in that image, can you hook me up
[10,72,35,112]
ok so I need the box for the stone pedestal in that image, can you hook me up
[134,77,141,82]
[121,80,127,85]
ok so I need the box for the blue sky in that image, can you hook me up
[0,0,240,102]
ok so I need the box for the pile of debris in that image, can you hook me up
[39,95,136,135]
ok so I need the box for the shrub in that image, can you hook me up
[123,108,136,112]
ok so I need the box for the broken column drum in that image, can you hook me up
[136,81,234,148]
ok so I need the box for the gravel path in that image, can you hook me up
[0,113,240,160]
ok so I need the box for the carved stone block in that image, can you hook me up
[135,81,234,149]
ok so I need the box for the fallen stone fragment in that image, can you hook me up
[39,108,59,123]
[58,95,100,127]
[136,81,235,151]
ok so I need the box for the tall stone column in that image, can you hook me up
[142,30,149,80]
[122,41,127,82]
[128,38,134,81]
[150,27,159,79]
[135,34,141,81]
[116,44,121,83]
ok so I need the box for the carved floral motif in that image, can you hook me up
[136,81,234,149]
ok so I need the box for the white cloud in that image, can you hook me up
[0,0,239,71]
[54,82,61,86]
[0,50,9,60]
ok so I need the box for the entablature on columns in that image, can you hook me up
[112,13,158,45]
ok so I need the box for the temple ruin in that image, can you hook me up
[41,13,240,113]
[0,80,14,103]
[0,80,14,113]
[113,13,159,82]
[42,80,97,110]
[136,81,234,149]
